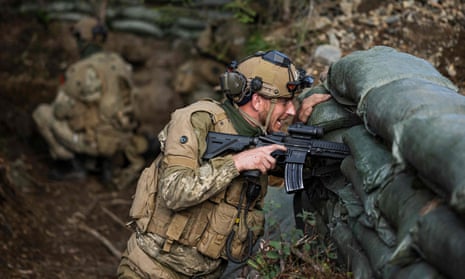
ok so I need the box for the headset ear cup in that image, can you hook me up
[220,71,248,103]
[235,76,261,106]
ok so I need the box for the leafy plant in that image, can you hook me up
[244,32,276,55]
[224,0,257,24]
[248,207,350,278]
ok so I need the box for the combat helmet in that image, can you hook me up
[220,50,314,106]
[71,16,108,58]
[71,16,107,43]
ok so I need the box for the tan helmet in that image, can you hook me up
[71,16,107,42]
[220,50,313,105]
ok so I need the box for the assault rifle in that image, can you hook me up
[203,122,350,193]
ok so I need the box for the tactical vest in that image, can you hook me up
[63,52,134,127]
[129,100,267,262]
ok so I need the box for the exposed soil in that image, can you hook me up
[0,12,154,279]
[1,1,464,278]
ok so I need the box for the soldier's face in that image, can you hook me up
[259,97,296,132]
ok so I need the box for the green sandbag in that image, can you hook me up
[340,156,397,248]
[340,156,374,222]
[374,217,397,248]
[325,46,457,115]
[331,221,374,279]
[322,127,350,143]
[410,205,465,279]
[309,99,361,132]
[353,216,398,279]
[377,172,435,240]
[331,183,364,220]
[364,78,465,143]
[341,156,367,203]
[393,114,465,213]
[343,125,394,193]
[110,19,164,37]
[298,85,361,132]
[389,233,417,266]
[392,261,445,279]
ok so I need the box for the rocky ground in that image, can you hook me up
[0,1,464,278]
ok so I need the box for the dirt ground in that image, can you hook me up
[1,1,465,278]
[0,11,163,279]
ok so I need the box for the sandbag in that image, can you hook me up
[330,221,374,279]
[322,127,350,143]
[389,234,418,266]
[310,99,361,132]
[325,46,457,116]
[343,125,395,193]
[340,156,376,223]
[340,155,396,247]
[410,205,465,279]
[330,183,364,220]
[391,261,445,279]
[364,78,465,143]
[110,19,164,37]
[341,156,367,204]
[353,216,397,279]
[298,85,361,133]
[377,172,436,240]
[392,114,465,213]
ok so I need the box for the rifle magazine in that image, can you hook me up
[285,163,304,193]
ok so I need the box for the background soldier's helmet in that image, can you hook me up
[220,50,314,105]
[71,16,107,43]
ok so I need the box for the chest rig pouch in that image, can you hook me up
[129,100,267,263]
[196,173,266,263]
[128,154,161,232]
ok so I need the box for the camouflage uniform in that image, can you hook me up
[118,99,268,278]
[33,17,147,188]
[118,50,312,278]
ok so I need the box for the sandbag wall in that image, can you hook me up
[301,46,465,279]
[18,1,231,39]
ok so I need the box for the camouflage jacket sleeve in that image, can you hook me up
[159,111,240,211]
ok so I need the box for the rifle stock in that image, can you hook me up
[202,123,350,193]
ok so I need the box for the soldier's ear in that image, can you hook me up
[250,93,262,112]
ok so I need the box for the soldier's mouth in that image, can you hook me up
[275,119,284,130]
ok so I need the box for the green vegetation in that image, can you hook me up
[248,202,351,279]
[223,0,257,24]
[244,32,276,55]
